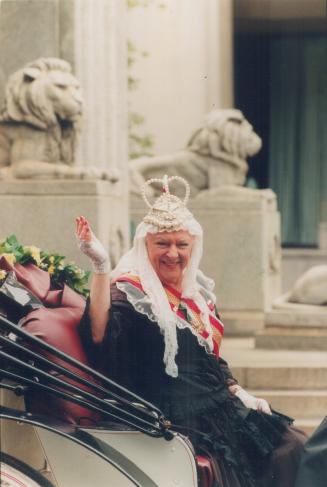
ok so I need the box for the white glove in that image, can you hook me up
[75,216,110,274]
[232,386,272,415]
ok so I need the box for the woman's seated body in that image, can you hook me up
[76,175,306,487]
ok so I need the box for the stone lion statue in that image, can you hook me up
[0,57,110,180]
[130,109,262,197]
[274,265,327,308]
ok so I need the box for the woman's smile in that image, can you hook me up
[146,230,194,289]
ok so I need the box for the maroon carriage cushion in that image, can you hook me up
[0,260,99,424]
[196,455,215,487]
[0,259,50,302]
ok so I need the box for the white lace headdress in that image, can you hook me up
[111,175,216,377]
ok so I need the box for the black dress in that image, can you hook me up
[79,284,306,487]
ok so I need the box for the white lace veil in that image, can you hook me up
[111,176,216,377]
[111,218,216,377]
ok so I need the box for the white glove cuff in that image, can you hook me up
[92,259,111,275]
[78,239,110,275]
[230,385,242,395]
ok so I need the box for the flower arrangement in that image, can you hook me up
[0,235,90,297]
[0,269,7,286]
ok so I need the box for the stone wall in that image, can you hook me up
[127,0,234,156]
[0,0,60,108]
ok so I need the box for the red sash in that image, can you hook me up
[115,273,224,357]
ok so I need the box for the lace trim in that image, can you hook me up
[175,314,214,355]
[116,280,215,356]
[116,280,156,322]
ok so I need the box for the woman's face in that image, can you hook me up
[146,230,194,289]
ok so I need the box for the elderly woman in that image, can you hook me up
[77,175,305,487]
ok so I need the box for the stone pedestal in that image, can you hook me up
[131,186,281,335]
[0,180,129,271]
[320,222,327,249]
[256,307,327,350]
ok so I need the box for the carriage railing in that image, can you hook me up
[0,315,174,440]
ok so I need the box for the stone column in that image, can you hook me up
[73,0,130,257]
[74,0,128,182]
[217,0,234,108]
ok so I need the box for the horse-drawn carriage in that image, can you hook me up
[0,258,214,487]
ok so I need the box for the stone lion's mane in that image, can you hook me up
[187,109,261,164]
[0,58,80,165]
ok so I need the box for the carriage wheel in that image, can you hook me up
[0,453,55,487]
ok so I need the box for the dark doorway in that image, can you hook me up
[233,1,327,246]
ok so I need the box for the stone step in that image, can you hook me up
[231,366,327,390]
[248,389,327,419]
[255,327,327,350]
[221,338,327,436]
[265,309,327,328]
[255,308,327,350]
[294,418,323,436]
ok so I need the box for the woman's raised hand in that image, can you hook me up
[75,216,110,274]
[76,215,93,243]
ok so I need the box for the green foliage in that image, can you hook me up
[0,235,90,298]
[51,261,90,298]
[128,112,155,159]
[0,235,26,263]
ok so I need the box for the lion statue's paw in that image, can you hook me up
[76,166,120,182]
[273,265,327,308]
[53,165,120,182]
[7,161,119,182]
